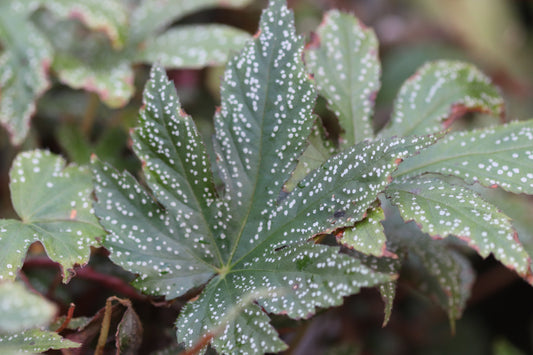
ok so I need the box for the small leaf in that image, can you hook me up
[386,177,530,275]
[339,206,387,257]
[0,150,103,281]
[0,281,57,333]
[395,120,533,194]
[136,25,251,69]
[379,282,396,326]
[305,10,380,146]
[0,328,80,353]
[380,60,504,137]
[40,0,128,49]
[116,306,143,355]
[0,4,52,144]
[129,0,253,41]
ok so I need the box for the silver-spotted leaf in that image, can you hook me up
[93,2,439,352]
[395,120,533,194]
[339,205,387,257]
[305,10,380,146]
[136,25,251,69]
[0,3,52,144]
[40,0,128,49]
[0,150,103,281]
[386,177,530,275]
[379,60,504,137]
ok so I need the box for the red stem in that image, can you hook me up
[23,257,147,301]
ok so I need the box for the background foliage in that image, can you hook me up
[1,0,533,354]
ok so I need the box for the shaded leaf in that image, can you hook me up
[346,250,401,326]
[395,120,533,194]
[0,150,103,281]
[0,281,56,333]
[41,0,128,49]
[305,10,380,146]
[115,306,143,355]
[0,4,52,144]
[136,25,251,69]
[401,231,474,326]
[380,60,504,137]
[386,177,530,275]
[339,205,387,257]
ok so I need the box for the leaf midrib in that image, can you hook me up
[225,35,274,267]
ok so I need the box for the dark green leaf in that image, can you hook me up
[93,2,437,352]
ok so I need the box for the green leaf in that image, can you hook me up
[136,25,251,69]
[0,5,52,144]
[0,150,103,282]
[395,120,533,194]
[339,205,387,257]
[129,0,252,41]
[0,328,79,353]
[386,177,530,275]
[305,10,380,146]
[93,2,440,352]
[40,0,128,49]
[379,60,504,137]
[0,282,56,333]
